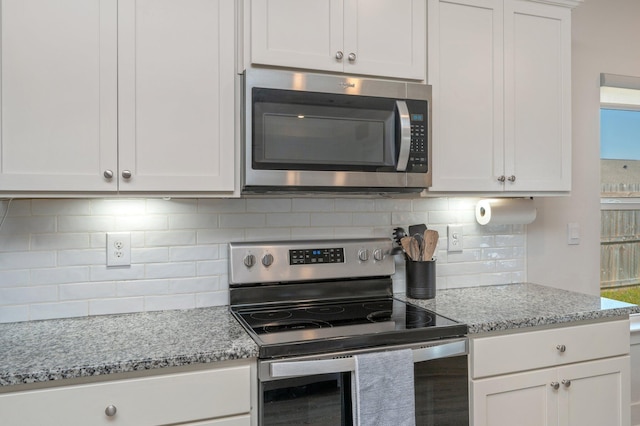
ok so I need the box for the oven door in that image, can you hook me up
[258,338,469,426]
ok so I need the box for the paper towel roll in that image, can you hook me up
[475,198,537,225]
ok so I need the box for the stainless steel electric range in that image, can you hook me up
[229,238,470,426]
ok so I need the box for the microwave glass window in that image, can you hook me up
[263,114,386,165]
[253,89,397,172]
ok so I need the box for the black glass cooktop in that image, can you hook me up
[231,297,467,358]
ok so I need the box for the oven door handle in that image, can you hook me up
[269,339,467,378]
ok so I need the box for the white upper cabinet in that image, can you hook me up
[0,0,236,196]
[250,0,426,80]
[118,0,236,194]
[0,0,118,192]
[429,0,574,193]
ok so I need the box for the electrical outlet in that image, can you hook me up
[447,225,463,253]
[107,232,131,266]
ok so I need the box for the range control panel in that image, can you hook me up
[290,248,344,265]
[229,238,395,285]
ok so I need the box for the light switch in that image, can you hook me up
[567,223,580,245]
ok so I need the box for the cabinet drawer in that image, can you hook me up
[0,364,251,426]
[471,319,630,379]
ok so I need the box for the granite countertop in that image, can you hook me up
[2,282,639,389]
[0,306,258,387]
[398,282,640,334]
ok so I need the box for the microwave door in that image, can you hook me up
[395,100,411,172]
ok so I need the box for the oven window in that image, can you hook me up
[252,88,396,172]
[415,355,469,425]
[261,373,352,426]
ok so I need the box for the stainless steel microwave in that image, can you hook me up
[242,68,432,193]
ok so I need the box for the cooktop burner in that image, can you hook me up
[231,297,465,358]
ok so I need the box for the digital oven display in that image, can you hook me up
[289,247,344,265]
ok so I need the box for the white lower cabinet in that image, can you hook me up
[0,362,253,426]
[470,320,631,426]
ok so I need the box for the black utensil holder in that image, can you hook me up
[405,257,436,299]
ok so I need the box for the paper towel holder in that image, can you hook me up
[475,198,537,226]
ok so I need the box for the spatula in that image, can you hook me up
[401,236,420,261]
[422,229,439,261]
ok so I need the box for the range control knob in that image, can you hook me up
[373,248,384,261]
[262,253,274,267]
[358,249,370,262]
[243,254,256,268]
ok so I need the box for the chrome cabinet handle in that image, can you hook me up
[497,175,506,182]
[121,170,132,179]
[550,382,560,390]
[556,344,566,353]
[507,175,516,182]
[335,51,344,60]
[105,405,117,417]
[562,379,571,388]
[348,52,356,62]
[103,170,114,179]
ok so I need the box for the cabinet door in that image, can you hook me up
[343,0,426,80]
[251,0,344,72]
[118,0,236,193]
[0,0,117,192]
[559,356,630,426]
[471,367,558,426]
[428,0,505,191]
[503,0,571,191]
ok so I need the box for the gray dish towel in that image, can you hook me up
[352,349,416,426]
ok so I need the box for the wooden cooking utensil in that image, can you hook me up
[400,236,420,261]
[422,229,439,261]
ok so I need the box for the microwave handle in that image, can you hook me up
[269,339,467,378]
[395,100,411,172]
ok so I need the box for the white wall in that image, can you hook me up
[528,0,640,294]
[0,197,525,323]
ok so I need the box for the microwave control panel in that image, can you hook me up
[407,100,428,173]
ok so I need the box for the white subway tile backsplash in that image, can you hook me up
[59,282,116,300]
[31,233,90,250]
[247,198,292,213]
[30,301,89,321]
[169,245,218,262]
[89,297,144,316]
[168,214,219,230]
[116,215,168,231]
[117,280,169,297]
[310,213,352,227]
[1,216,56,235]
[146,199,198,214]
[292,198,334,212]
[266,213,310,227]
[0,235,30,252]
[0,305,29,323]
[32,199,91,215]
[196,291,228,307]
[58,216,114,233]
[0,197,526,323]
[90,265,145,281]
[91,199,147,215]
[219,213,266,228]
[145,262,196,280]
[145,294,196,311]
[145,230,196,247]
[0,251,56,270]
[32,267,90,286]
[0,270,30,287]
[0,286,58,304]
